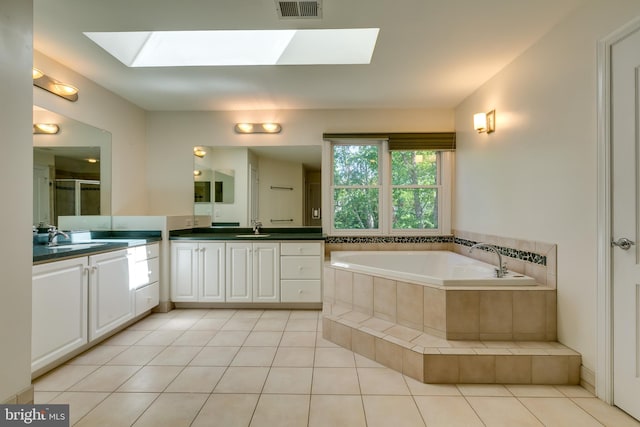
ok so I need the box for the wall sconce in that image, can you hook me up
[234,123,282,134]
[473,110,495,134]
[193,170,202,176]
[33,123,60,135]
[32,67,79,102]
[193,147,207,158]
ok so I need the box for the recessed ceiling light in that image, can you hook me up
[84,29,379,67]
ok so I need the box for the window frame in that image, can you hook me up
[325,139,452,236]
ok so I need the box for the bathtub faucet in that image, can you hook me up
[469,243,507,278]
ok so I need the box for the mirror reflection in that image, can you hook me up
[33,106,112,226]
[194,146,321,227]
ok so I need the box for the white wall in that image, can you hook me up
[258,157,304,226]
[0,0,34,403]
[454,0,640,374]
[146,108,454,216]
[33,51,148,215]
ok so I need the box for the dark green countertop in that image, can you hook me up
[170,227,325,241]
[33,231,162,264]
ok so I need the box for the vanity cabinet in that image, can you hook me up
[171,242,225,302]
[280,242,323,302]
[32,257,89,372]
[32,242,160,373]
[226,242,280,302]
[129,243,160,314]
[89,249,133,341]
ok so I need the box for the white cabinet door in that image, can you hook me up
[253,242,280,302]
[200,242,225,302]
[32,257,88,372]
[171,242,199,302]
[89,249,132,341]
[226,243,252,302]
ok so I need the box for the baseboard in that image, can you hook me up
[580,365,596,394]
[173,302,322,310]
[2,385,34,405]
[153,300,174,313]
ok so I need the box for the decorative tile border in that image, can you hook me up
[454,237,547,266]
[325,236,453,244]
[325,235,546,266]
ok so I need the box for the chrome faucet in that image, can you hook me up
[251,220,263,235]
[469,243,507,278]
[47,226,69,246]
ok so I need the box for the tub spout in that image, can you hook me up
[469,243,507,278]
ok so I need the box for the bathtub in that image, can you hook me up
[330,250,537,287]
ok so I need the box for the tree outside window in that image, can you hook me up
[332,144,380,230]
[391,150,438,230]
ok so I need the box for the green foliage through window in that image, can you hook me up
[332,144,380,230]
[331,144,441,232]
[391,151,438,230]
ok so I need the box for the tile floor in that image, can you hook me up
[33,309,639,427]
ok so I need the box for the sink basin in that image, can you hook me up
[235,234,271,238]
[46,243,107,250]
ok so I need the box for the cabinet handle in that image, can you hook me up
[91,266,97,273]
[298,289,303,294]
[298,266,303,271]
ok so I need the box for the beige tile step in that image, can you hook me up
[322,311,581,385]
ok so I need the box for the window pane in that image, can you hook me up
[333,145,379,186]
[392,188,438,229]
[391,150,437,186]
[333,188,379,229]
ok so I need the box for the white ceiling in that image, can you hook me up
[34,0,584,112]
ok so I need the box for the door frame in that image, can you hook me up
[596,15,640,404]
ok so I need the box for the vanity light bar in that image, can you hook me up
[33,123,60,135]
[32,67,79,102]
[234,123,282,134]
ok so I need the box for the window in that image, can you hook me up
[391,150,439,230]
[332,143,380,230]
[328,138,452,235]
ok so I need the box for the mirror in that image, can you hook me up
[194,146,321,227]
[33,106,112,227]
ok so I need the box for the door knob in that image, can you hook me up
[611,237,635,250]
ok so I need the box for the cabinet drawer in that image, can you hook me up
[281,242,322,256]
[281,280,321,302]
[130,257,160,288]
[281,256,321,279]
[128,243,159,262]
[135,282,159,315]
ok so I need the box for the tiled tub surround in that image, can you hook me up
[325,229,557,288]
[322,232,576,385]
[325,267,556,341]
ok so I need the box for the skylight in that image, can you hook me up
[84,29,380,67]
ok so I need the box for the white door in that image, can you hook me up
[200,242,226,302]
[89,250,132,340]
[253,242,280,302]
[32,257,88,372]
[611,25,640,420]
[249,164,259,224]
[33,166,50,226]
[226,243,252,302]
[171,242,199,301]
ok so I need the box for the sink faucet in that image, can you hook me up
[47,226,69,246]
[469,243,507,278]
[252,220,263,235]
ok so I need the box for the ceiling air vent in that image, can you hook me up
[276,1,322,19]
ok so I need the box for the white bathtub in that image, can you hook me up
[330,250,537,287]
